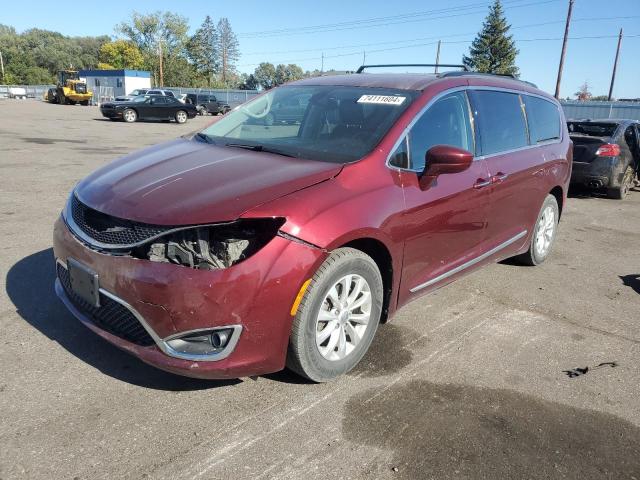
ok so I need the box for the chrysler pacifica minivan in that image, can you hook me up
[53,67,571,381]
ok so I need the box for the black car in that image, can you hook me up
[569,119,640,199]
[100,96,198,124]
[184,93,230,115]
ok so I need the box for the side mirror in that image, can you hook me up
[419,145,474,190]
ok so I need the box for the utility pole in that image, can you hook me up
[321,52,324,74]
[434,40,441,73]
[554,0,574,99]
[0,50,5,84]
[158,40,164,87]
[608,28,623,101]
[362,50,366,66]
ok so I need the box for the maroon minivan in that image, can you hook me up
[53,66,571,381]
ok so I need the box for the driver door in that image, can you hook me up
[396,90,492,305]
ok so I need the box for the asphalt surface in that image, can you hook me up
[1,99,639,480]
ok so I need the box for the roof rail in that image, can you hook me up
[356,64,469,74]
[438,71,538,88]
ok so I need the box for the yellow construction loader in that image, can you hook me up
[45,70,92,105]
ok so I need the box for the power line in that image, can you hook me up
[238,0,558,38]
[237,33,640,68]
[242,16,640,57]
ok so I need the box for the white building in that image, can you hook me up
[78,69,151,103]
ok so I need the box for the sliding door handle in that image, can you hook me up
[473,178,492,189]
[491,172,509,183]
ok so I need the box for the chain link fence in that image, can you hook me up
[1,84,258,108]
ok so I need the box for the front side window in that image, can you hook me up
[199,85,418,163]
[524,95,561,144]
[151,97,167,105]
[470,90,528,156]
[408,91,474,171]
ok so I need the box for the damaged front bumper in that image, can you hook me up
[53,216,327,379]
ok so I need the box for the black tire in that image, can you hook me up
[80,100,89,106]
[197,105,207,116]
[122,108,137,123]
[607,165,634,200]
[516,194,559,266]
[286,248,383,382]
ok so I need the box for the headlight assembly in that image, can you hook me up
[133,218,285,270]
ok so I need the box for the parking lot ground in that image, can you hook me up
[1,100,639,480]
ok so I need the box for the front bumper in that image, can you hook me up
[53,216,326,379]
[100,109,122,119]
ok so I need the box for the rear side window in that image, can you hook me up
[408,91,474,171]
[524,96,561,143]
[165,91,175,97]
[470,90,528,156]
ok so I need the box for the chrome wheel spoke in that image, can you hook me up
[344,322,361,343]
[349,313,370,325]
[349,291,371,311]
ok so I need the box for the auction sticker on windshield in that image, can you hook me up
[357,95,406,105]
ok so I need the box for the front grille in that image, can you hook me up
[70,195,172,246]
[57,263,155,347]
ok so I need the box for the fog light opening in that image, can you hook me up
[211,329,231,349]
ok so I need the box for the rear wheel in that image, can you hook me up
[123,108,137,123]
[80,100,89,106]
[608,165,634,200]
[175,110,188,124]
[516,194,559,266]
[287,248,383,382]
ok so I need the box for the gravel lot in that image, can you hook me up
[1,99,639,480]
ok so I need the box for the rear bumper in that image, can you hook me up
[52,216,327,379]
[570,157,619,188]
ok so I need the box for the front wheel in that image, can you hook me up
[287,248,383,382]
[175,110,188,124]
[516,194,559,266]
[608,165,634,200]
[123,108,137,123]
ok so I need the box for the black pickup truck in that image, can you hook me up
[185,94,231,116]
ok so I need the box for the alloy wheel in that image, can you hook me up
[315,274,371,361]
[534,205,555,257]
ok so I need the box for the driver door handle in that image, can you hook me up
[473,178,492,189]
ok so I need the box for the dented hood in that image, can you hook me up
[75,138,342,225]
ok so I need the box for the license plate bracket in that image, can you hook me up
[67,258,100,308]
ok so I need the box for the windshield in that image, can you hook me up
[199,85,418,163]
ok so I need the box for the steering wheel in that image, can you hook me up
[241,94,273,119]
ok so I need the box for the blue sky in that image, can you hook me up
[4,0,639,98]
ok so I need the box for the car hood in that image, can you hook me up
[74,138,343,225]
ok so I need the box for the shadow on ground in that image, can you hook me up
[620,274,640,295]
[343,380,640,479]
[5,248,240,391]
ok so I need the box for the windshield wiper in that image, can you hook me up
[224,143,295,158]
[194,132,216,144]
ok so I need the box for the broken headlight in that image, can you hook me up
[134,218,285,270]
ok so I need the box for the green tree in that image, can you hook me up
[462,0,519,76]
[253,62,277,90]
[275,63,304,85]
[216,18,239,85]
[239,73,259,90]
[117,11,190,86]
[574,81,592,101]
[98,40,144,69]
[187,16,220,87]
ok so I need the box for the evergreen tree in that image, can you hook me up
[187,16,219,87]
[216,18,239,85]
[462,0,519,76]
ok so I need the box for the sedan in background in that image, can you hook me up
[100,95,197,124]
[569,119,640,199]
